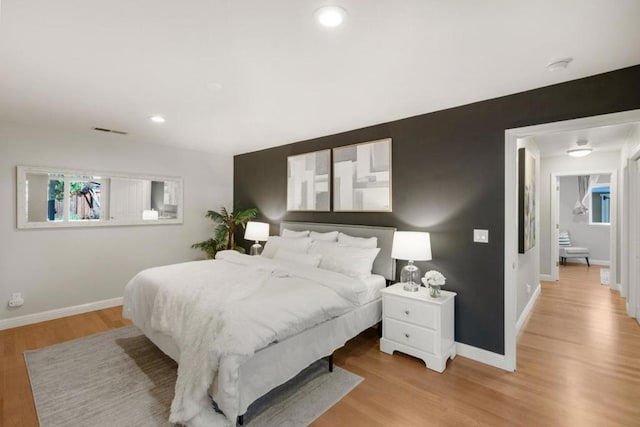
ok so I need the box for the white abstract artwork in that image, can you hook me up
[287,149,330,211]
[333,138,392,212]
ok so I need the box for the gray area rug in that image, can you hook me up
[25,326,362,426]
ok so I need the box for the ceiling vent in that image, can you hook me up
[93,127,128,135]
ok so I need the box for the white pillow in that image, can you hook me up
[312,241,380,279]
[281,229,310,238]
[308,240,340,257]
[261,236,312,259]
[274,248,322,268]
[309,230,339,241]
[338,232,378,249]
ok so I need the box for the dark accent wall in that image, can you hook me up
[234,65,640,355]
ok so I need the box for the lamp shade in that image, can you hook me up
[391,231,432,261]
[244,221,269,242]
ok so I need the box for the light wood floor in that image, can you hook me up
[2,264,639,426]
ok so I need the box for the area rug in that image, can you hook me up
[25,326,362,426]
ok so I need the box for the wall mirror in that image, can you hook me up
[17,165,183,229]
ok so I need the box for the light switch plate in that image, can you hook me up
[473,229,489,243]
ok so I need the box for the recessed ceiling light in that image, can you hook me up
[315,6,347,27]
[547,58,573,72]
[149,115,166,124]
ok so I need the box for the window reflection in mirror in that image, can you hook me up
[69,179,102,221]
[18,166,182,228]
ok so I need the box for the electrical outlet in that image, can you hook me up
[8,292,24,308]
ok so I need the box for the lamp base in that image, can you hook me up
[250,242,263,256]
[400,262,421,292]
[402,281,420,292]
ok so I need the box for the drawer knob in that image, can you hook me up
[404,333,410,339]
[404,310,410,315]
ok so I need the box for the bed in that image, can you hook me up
[123,221,396,426]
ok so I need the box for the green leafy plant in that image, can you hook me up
[191,206,258,258]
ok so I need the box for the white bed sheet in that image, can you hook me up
[139,297,381,415]
[360,274,386,303]
[126,263,384,417]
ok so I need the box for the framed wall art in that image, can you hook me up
[518,147,536,253]
[333,138,392,212]
[286,149,330,211]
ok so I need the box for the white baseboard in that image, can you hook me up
[516,283,541,335]
[456,342,508,371]
[0,297,123,331]
[539,274,553,281]
[564,258,609,266]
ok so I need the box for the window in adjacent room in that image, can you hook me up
[590,185,610,224]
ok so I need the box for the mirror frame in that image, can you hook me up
[16,165,183,229]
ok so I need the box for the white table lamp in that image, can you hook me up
[244,221,269,255]
[391,231,432,292]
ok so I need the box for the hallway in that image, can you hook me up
[517,264,640,425]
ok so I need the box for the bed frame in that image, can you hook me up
[139,221,396,425]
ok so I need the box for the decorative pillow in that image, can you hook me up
[559,231,571,246]
[309,230,339,241]
[338,232,378,249]
[261,236,312,258]
[311,241,380,279]
[281,229,310,238]
[274,248,322,268]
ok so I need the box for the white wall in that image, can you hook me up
[516,138,540,320]
[620,125,640,312]
[558,175,610,262]
[0,121,233,322]
[539,150,620,276]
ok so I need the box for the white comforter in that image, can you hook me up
[123,251,366,426]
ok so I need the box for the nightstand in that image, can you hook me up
[380,283,456,373]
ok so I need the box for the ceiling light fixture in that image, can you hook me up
[567,139,592,157]
[547,58,573,72]
[315,6,347,27]
[149,115,166,124]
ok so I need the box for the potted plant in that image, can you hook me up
[191,206,258,258]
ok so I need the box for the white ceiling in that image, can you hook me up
[533,122,638,158]
[1,1,639,156]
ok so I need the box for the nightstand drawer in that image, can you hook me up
[384,318,435,353]
[385,295,436,329]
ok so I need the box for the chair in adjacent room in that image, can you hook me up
[559,230,590,266]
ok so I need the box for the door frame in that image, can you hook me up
[629,152,640,320]
[550,170,617,285]
[504,109,640,372]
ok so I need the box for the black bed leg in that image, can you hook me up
[586,257,590,267]
[377,320,383,338]
[237,414,244,425]
[328,354,334,372]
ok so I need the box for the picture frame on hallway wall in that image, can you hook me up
[332,138,392,212]
[286,149,331,211]
[518,148,536,253]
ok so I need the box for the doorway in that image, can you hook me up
[551,172,615,283]
[503,109,640,372]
